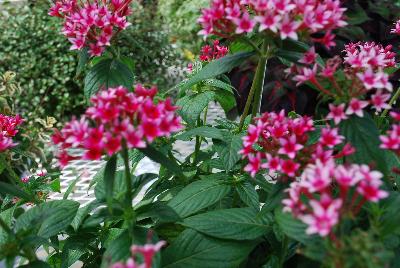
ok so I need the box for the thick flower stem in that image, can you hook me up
[121,142,133,210]
[238,40,269,131]
[193,117,202,165]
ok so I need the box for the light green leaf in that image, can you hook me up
[182,207,270,240]
[168,179,231,218]
[179,52,254,90]
[84,58,134,98]
[15,200,79,239]
[236,181,259,209]
[162,229,257,268]
[214,134,243,171]
[177,91,215,126]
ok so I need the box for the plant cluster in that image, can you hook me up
[0,1,400,268]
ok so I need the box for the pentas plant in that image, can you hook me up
[283,160,388,237]
[199,40,229,62]
[49,0,132,56]
[111,241,166,268]
[290,41,396,124]
[241,111,354,179]
[198,0,346,48]
[0,114,23,152]
[52,85,182,167]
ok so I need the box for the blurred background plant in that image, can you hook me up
[158,0,209,53]
[0,0,183,124]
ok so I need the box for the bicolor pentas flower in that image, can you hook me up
[240,111,353,179]
[52,85,182,167]
[111,241,166,268]
[49,0,132,57]
[198,0,347,48]
[199,40,229,62]
[391,19,400,35]
[0,114,23,152]
[283,160,388,237]
[289,42,397,124]
[380,112,400,156]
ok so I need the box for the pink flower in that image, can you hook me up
[199,40,228,62]
[301,198,342,237]
[300,160,333,192]
[346,98,369,117]
[279,15,300,40]
[293,65,318,86]
[131,241,166,268]
[334,165,361,188]
[244,153,265,177]
[280,159,300,177]
[0,114,23,152]
[391,20,400,35]
[320,127,343,148]
[234,12,256,34]
[327,104,347,125]
[299,47,317,65]
[278,135,303,159]
[255,13,281,32]
[21,176,30,183]
[53,86,182,167]
[370,90,391,112]
[49,0,132,57]
[356,69,381,90]
[356,165,388,202]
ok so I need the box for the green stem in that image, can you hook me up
[251,42,269,118]
[193,117,202,166]
[381,87,400,118]
[238,40,269,131]
[121,142,133,209]
[203,104,209,125]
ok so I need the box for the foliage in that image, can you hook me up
[1,1,400,268]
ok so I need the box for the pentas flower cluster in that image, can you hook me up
[241,111,354,179]
[199,40,229,62]
[49,0,132,57]
[283,160,388,237]
[0,114,23,152]
[111,241,166,268]
[380,112,400,157]
[291,42,396,124]
[52,85,182,167]
[198,0,347,48]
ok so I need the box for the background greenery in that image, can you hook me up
[0,0,182,123]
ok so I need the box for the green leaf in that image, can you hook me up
[15,200,79,239]
[95,171,126,202]
[0,207,15,245]
[236,181,259,209]
[0,182,33,201]
[205,79,236,94]
[213,134,243,171]
[136,202,181,223]
[49,179,61,193]
[18,260,51,268]
[61,237,88,268]
[214,89,237,114]
[70,200,100,231]
[275,209,318,245]
[175,126,227,141]
[162,229,257,268]
[63,176,80,200]
[139,145,184,177]
[76,47,89,76]
[168,179,231,218]
[84,58,134,98]
[177,91,215,126]
[179,52,254,90]
[182,207,270,240]
[104,155,118,209]
[340,115,388,175]
[101,230,131,268]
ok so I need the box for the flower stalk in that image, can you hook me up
[239,39,270,131]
